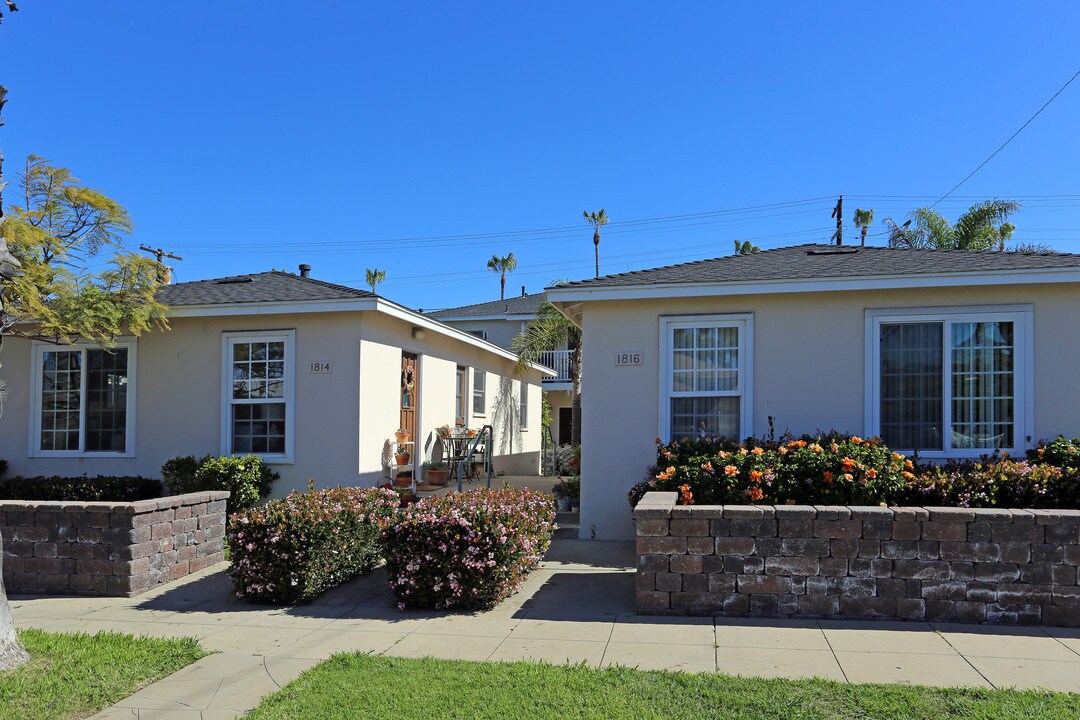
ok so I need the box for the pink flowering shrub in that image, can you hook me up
[382,488,555,611]
[228,485,400,605]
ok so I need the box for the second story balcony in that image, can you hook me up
[538,349,574,384]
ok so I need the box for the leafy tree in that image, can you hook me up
[0,53,27,671]
[486,252,517,300]
[583,209,608,278]
[365,267,386,295]
[512,298,582,445]
[884,200,1021,251]
[733,240,760,255]
[0,155,169,345]
[853,208,874,246]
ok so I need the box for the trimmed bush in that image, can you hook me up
[0,475,162,502]
[638,434,1080,510]
[228,485,400,605]
[644,433,907,507]
[162,454,277,514]
[382,488,555,611]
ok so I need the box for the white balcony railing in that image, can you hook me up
[538,349,574,383]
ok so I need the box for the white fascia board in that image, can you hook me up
[166,298,378,317]
[431,313,535,322]
[544,268,1080,303]
[374,299,555,377]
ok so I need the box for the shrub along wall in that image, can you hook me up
[1,491,228,597]
[635,491,1080,627]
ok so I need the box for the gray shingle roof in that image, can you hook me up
[426,292,546,319]
[157,271,374,306]
[552,244,1080,289]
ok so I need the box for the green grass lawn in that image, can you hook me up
[0,629,207,720]
[247,653,1080,720]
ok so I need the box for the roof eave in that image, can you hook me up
[545,267,1080,303]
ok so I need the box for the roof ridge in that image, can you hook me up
[268,269,373,298]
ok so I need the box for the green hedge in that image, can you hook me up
[382,488,555,611]
[227,485,400,605]
[163,454,277,514]
[633,434,1080,509]
[0,475,162,502]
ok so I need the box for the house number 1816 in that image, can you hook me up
[615,352,641,366]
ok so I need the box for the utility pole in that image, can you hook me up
[830,195,843,245]
[139,245,183,283]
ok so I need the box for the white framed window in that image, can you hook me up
[472,368,486,415]
[29,340,137,458]
[221,330,295,463]
[659,314,753,442]
[519,381,529,431]
[865,306,1033,458]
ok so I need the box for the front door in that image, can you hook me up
[558,407,573,446]
[400,353,419,475]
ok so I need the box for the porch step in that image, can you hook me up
[554,511,579,539]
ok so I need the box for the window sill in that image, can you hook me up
[29,451,135,459]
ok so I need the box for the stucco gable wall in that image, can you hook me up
[580,283,1080,541]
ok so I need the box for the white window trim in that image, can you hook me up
[472,368,486,417]
[864,305,1034,459]
[658,313,754,442]
[519,381,529,432]
[221,330,296,464]
[28,339,138,459]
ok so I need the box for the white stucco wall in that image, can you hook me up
[0,308,543,496]
[577,283,1080,541]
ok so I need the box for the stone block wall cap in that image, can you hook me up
[848,506,895,519]
[723,506,774,520]
[813,506,852,520]
[773,505,817,519]
[925,507,977,521]
[969,508,1015,521]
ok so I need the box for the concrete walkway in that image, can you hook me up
[10,517,1080,719]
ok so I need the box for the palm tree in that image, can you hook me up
[884,200,1021,251]
[583,209,608,278]
[365,267,386,295]
[733,240,760,255]
[513,298,583,445]
[486,253,517,300]
[853,208,874,246]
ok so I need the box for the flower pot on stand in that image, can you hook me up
[394,430,411,443]
[395,452,411,466]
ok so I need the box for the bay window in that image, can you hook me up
[31,341,136,457]
[867,307,1031,457]
[660,314,753,442]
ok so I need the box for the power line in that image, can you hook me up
[929,69,1080,209]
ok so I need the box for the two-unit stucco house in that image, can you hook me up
[546,244,1080,540]
[0,267,549,496]
[427,291,577,448]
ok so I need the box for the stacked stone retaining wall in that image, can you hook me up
[635,491,1080,626]
[1,491,229,597]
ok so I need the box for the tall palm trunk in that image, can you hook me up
[500,273,505,300]
[593,231,600,279]
[860,226,867,246]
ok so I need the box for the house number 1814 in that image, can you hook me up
[309,361,332,374]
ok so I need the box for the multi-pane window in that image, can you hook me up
[519,382,529,430]
[472,369,486,414]
[455,366,467,426]
[224,332,293,460]
[33,344,134,456]
[871,310,1027,456]
[662,316,752,442]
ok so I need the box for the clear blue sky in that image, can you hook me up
[3,2,1078,310]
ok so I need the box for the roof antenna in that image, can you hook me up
[139,245,183,283]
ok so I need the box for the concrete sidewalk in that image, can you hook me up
[10,521,1080,719]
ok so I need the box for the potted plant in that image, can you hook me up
[466,428,477,438]
[394,428,411,443]
[552,475,580,512]
[397,487,418,507]
[424,460,449,486]
[394,444,411,466]
[436,424,451,440]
